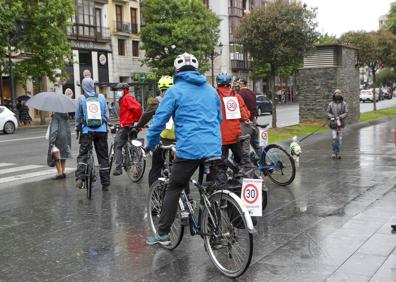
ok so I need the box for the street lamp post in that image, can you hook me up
[7,21,25,112]
[209,42,223,87]
[8,34,16,111]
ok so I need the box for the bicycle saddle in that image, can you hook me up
[256,123,269,128]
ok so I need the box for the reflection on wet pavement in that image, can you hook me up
[1,120,396,281]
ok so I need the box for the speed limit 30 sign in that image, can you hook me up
[241,178,262,217]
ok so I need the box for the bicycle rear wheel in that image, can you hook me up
[126,146,146,183]
[261,144,296,186]
[202,192,253,278]
[147,180,184,250]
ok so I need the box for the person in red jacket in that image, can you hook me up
[216,73,250,164]
[113,83,142,176]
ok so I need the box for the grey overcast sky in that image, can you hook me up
[302,0,394,36]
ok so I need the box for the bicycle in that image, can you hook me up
[108,124,146,182]
[147,144,255,278]
[77,131,96,200]
[251,123,296,186]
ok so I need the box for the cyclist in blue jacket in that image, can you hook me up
[145,52,222,245]
[75,77,110,191]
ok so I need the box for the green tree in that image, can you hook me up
[386,2,396,33]
[339,30,396,110]
[12,0,74,123]
[0,1,23,65]
[237,0,318,128]
[140,0,220,77]
[376,67,396,86]
[317,33,337,44]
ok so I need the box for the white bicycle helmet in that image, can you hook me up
[174,52,199,71]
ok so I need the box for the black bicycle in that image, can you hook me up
[147,144,255,278]
[109,124,146,183]
[77,132,96,200]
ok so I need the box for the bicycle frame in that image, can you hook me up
[256,146,277,170]
[178,179,256,237]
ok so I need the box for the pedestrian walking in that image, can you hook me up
[75,77,111,191]
[47,112,72,179]
[19,101,32,125]
[327,89,348,159]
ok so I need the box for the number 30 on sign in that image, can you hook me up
[241,178,262,217]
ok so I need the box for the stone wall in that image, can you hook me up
[297,46,360,124]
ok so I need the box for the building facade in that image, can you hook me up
[108,0,149,84]
[65,0,113,98]
[205,0,274,91]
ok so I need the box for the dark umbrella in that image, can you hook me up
[16,95,31,101]
[26,92,77,113]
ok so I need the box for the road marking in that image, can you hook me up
[0,168,75,184]
[0,165,43,175]
[0,163,15,168]
[0,132,76,144]
[0,136,46,143]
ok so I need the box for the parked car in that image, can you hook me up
[360,89,378,103]
[0,106,18,134]
[256,95,273,115]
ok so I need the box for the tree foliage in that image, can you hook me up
[317,33,337,44]
[376,67,396,86]
[386,2,396,33]
[339,30,396,110]
[237,0,318,127]
[0,1,24,67]
[140,0,220,76]
[13,0,74,85]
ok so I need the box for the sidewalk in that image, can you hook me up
[240,118,396,281]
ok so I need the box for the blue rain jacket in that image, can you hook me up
[75,78,109,134]
[146,71,222,159]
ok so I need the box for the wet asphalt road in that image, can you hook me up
[1,118,396,281]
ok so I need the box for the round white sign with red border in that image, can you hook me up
[226,99,238,112]
[241,178,262,217]
[88,103,99,114]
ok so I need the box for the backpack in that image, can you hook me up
[84,93,102,128]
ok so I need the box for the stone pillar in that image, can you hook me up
[297,45,360,124]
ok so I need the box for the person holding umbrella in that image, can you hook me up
[26,89,78,179]
[48,112,72,179]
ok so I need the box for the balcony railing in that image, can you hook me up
[115,21,137,33]
[231,59,252,70]
[67,23,110,42]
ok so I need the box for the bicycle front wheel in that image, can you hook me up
[202,192,253,278]
[126,146,146,183]
[261,144,296,186]
[147,180,184,250]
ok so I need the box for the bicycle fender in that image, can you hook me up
[211,190,256,234]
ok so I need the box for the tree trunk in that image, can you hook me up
[372,66,377,111]
[271,68,277,128]
[39,76,47,125]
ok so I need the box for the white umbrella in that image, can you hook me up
[26,92,77,113]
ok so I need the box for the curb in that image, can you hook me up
[275,116,396,148]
